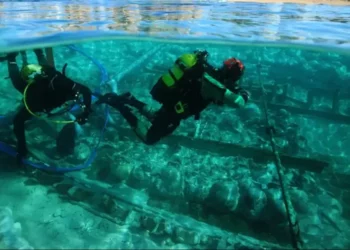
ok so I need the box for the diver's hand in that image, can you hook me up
[239,89,250,103]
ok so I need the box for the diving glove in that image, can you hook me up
[239,89,250,103]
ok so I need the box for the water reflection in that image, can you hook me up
[0,0,349,45]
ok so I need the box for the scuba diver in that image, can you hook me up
[96,50,250,145]
[2,49,93,164]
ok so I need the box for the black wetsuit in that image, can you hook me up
[7,50,92,159]
[97,61,220,145]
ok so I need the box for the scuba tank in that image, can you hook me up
[150,50,208,107]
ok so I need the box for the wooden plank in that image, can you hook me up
[264,102,350,124]
[249,84,350,97]
[117,128,330,173]
[165,135,329,173]
[332,90,340,113]
[60,172,285,250]
[45,47,55,67]
[247,87,350,123]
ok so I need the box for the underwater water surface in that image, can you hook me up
[0,0,350,250]
[0,0,350,51]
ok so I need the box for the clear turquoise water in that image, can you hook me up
[0,1,350,250]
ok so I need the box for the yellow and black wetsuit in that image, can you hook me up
[6,50,92,160]
[97,51,248,145]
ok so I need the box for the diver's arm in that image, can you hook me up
[201,73,248,108]
[223,89,247,108]
[34,49,48,66]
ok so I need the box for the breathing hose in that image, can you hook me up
[256,61,303,250]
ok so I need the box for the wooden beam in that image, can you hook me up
[247,86,350,124]
[332,90,340,113]
[261,102,350,124]
[116,128,330,173]
[165,135,329,173]
[45,47,55,67]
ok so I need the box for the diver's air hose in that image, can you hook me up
[66,45,108,89]
[257,62,302,250]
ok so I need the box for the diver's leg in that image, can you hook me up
[116,107,171,145]
[117,92,157,121]
[119,92,145,109]
[13,107,32,160]
[97,92,145,108]
[141,111,180,145]
[20,51,28,66]
[34,49,48,65]
[97,93,140,129]
[100,93,179,144]
[102,97,152,143]
[140,105,157,121]
[96,93,123,107]
[7,52,27,94]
